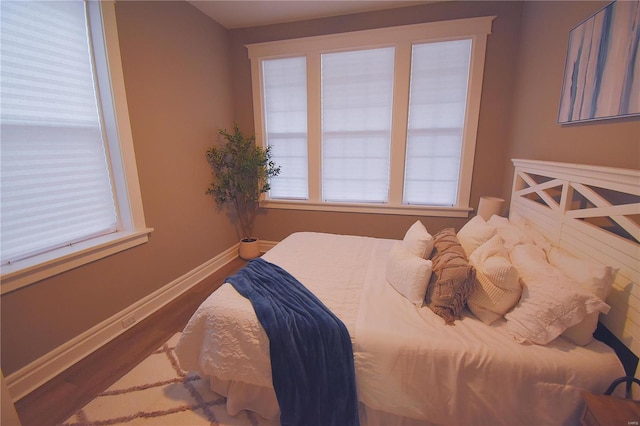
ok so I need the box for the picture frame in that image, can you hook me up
[558,1,640,124]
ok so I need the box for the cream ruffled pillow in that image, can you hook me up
[548,248,618,345]
[505,244,610,345]
[467,235,522,324]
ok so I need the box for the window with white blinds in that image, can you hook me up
[248,17,494,216]
[404,40,472,206]
[0,1,150,292]
[262,57,308,199]
[1,1,117,264]
[321,48,395,203]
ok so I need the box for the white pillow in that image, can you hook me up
[402,220,434,259]
[562,313,599,346]
[509,211,552,251]
[548,248,618,345]
[467,235,522,324]
[505,244,610,345]
[488,215,534,250]
[548,248,617,300]
[386,242,433,306]
[469,232,507,265]
[456,215,496,257]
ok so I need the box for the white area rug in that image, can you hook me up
[62,333,278,426]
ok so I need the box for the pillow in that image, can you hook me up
[509,211,552,251]
[456,215,497,257]
[467,235,522,324]
[469,232,508,265]
[386,242,433,306]
[562,314,600,346]
[402,220,434,259]
[548,248,617,300]
[505,244,610,345]
[488,215,534,250]
[425,228,476,324]
[548,248,618,345]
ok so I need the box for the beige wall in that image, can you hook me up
[505,1,640,199]
[229,1,524,241]
[0,1,237,375]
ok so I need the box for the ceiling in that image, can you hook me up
[187,1,428,29]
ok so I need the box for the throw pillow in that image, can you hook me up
[386,242,433,306]
[425,228,476,324]
[467,235,522,324]
[456,215,497,257]
[402,220,434,259]
[548,247,618,345]
[488,215,534,251]
[505,244,610,345]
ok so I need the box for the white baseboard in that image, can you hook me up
[6,243,240,402]
[259,240,278,253]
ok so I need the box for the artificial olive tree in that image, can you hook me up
[206,123,280,241]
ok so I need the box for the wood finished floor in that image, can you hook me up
[14,257,247,426]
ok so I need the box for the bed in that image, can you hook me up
[176,159,639,425]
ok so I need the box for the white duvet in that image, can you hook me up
[176,232,375,388]
[176,232,624,425]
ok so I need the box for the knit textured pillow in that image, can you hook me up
[425,228,476,325]
[467,235,522,324]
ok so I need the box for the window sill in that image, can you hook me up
[261,199,472,217]
[1,228,154,295]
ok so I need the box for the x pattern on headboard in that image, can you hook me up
[509,159,640,372]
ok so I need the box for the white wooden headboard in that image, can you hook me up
[509,159,640,377]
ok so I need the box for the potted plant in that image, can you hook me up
[206,122,280,259]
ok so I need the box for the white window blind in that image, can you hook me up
[404,40,472,206]
[262,57,308,199]
[1,1,118,264]
[321,47,395,203]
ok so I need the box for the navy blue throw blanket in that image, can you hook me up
[226,258,359,426]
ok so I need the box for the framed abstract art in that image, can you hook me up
[558,1,640,124]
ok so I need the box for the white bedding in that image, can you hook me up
[176,232,377,388]
[176,231,625,425]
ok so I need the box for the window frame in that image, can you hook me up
[0,0,152,294]
[247,16,494,217]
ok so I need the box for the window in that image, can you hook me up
[0,1,151,293]
[248,17,494,217]
[322,47,395,203]
[404,40,472,206]
[262,56,308,199]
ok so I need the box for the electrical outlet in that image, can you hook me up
[121,315,137,329]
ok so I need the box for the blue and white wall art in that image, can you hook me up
[558,1,640,123]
